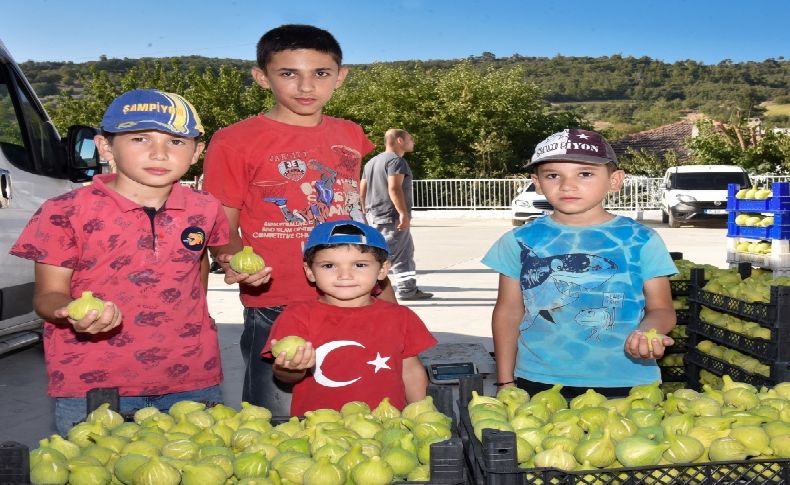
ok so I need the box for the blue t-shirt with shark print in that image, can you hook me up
[482,215,677,388]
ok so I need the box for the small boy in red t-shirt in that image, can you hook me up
[262,220,436,416]
[10,89,229,434]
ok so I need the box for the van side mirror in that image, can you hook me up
[65,125,104,183]
[664,180,671,189]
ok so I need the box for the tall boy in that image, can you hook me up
[10,89,229,434]
[202,24,394,415]
[263,220,436,415]
[483,129,677,399]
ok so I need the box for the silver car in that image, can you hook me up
[510,181,553,226]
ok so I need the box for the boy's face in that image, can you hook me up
[95,130,203,189]
[252,49,348,127]
[303,245,390,308]
[531,161,624,224]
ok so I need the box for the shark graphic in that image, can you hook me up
[575,307,615,341]
[519,243,616,330]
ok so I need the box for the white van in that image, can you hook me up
[0,40,101,354]
[660,164,751,228]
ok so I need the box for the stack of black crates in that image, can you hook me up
[661,252,692,389]
[685,263,790,390]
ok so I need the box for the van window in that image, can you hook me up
[0,62,64,178]
[670,171,750,190]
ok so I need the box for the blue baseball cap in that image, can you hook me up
[100,89,204,137]
[304,220,389,254]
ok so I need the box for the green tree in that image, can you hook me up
[687,119,790,173]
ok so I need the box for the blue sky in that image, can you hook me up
[3,0,788,65]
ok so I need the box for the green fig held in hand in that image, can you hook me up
[67,291,105,320]
[230,246,265,273]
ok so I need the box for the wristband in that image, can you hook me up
[494,380,515,387]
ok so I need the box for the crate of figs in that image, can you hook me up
[457,375,789,485]
[22,385,466,485]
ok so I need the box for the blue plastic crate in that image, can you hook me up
[727,182,790,211]
[727,211,790,240]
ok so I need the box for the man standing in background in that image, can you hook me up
[361,129,433,300]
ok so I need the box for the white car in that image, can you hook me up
[660,165,750,228]
[510,181,553,226]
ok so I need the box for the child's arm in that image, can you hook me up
[491,275,525,389]
[271,339,315,384]
[210,206,272,287]
[625,276,676,359]
[402,356,428,403]
[33,263,122,334]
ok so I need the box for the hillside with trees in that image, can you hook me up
[22,54,790,178]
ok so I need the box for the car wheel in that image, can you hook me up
[512,219,525,226]
[661,210,668,224]
[668,212,681,228]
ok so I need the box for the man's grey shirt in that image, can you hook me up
[362,152,413,224]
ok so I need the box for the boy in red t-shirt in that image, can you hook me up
[262,220,436,415]
[10,89,230,434]
[202,24,395,415]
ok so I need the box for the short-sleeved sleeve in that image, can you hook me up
[386,156,409,176]
[400,307,438,358]
[207,200,230,247]
[481,230,522,280]
[640,231,678,280]
[202,129,248,209]
[10,198,79,268]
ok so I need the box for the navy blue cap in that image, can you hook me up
[304,220,389,254]
[100,89,204,137]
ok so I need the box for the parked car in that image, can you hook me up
[659,164,751,228]
[510,181,553,226]
[0,39,102,355]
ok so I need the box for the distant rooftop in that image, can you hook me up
[611,120,694,161]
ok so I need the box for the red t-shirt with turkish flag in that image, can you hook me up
[202,114,375,308]
[10,174,229,397]
[262,299,437,416]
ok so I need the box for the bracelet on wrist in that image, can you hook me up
[494,380,515,387]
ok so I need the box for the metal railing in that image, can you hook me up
[411,175,790,211]
[181,175,790,212]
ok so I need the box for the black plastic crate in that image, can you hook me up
[0,441,29,485]
[685,348,790,390]
[688,267,790,362]
[80,386,466,485]
[689,318,779,361]
[459,406,788,485]
[659,365,686,383]
[670,279,691,297]
[675,308,691,325]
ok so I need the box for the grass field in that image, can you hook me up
[763,102,790,117]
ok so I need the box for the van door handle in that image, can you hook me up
[0,170,11,207]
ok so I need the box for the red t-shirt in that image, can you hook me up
[202,115,376,308]
[262,299,437,416]
[10,174,230,397]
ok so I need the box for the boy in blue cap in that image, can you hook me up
[11,89,229,434]
[262,220,436,416]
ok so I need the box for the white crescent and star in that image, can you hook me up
[313,340,392,388]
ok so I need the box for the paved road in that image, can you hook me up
[0,214,730,448]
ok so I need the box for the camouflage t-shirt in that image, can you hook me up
[10,174,229,397]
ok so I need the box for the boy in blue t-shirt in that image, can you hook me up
[483,128,677,399]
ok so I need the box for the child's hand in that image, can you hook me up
[217,254,272,287]
[272,339,315,370]
[625,329,674,359]
[56,301,123,334]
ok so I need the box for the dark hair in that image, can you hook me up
[257,24,342,70]
[531,160,620,174]
[304,244,388,266]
